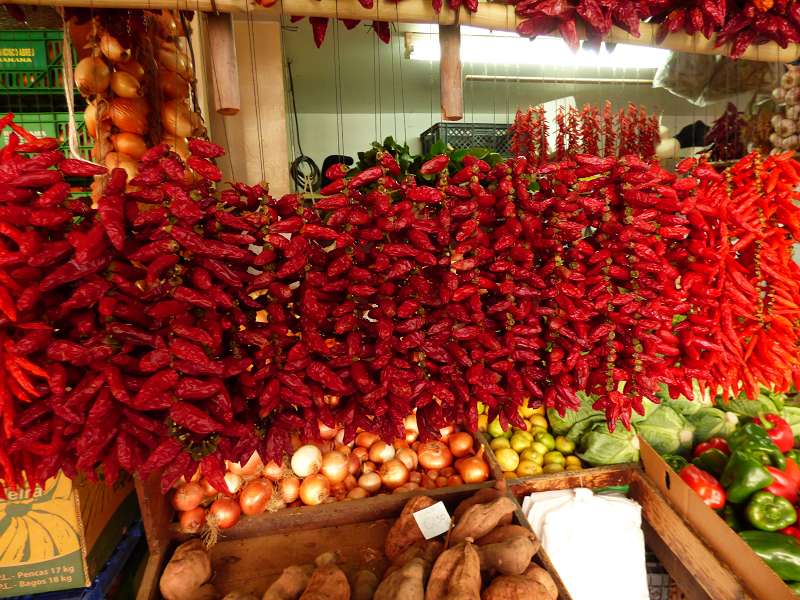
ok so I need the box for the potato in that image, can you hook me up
[299,564,350,600]
[262,564,314,600]
[223,594,258,600]
[523,564,558,600]
[450,497,517,545]
[477,536,537,575]
[352,570,380,600]
[375,557,427,600]
[385,496,437,561]
[481,576,551,600]
[159,539,214,600]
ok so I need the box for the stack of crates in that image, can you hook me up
[0,29,91,160]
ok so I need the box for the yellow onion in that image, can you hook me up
[447,475,464,486]
[393,482,420,494]
[162,135,189,161]
[439,425,455,441]
[84,103,98,139]
[368,441,395,464]
[263,461,284,481]
[198,478,217,498]
[111,70,142,98]
[110,97,148,135]
[239,480,272,516]
[279,476,300,503]
[208,498,240,529]
[347,452,361,475]
[318,421,338,441]
[455,450,490,484]
[171,482,204,511]
[418,441,452,470]
[159,70,190,99]
[395,447,418,471]
[352,447,368,463]
[409,471,422,484]
[115,58,145,81]
[448,432,474,458]
[158,47,189,75]
[379,459,409,490]
[347,487,368,500]
[100,32,130,63]
[299,474,330,506]
[75,56,110,96]
[104,152,138,180]
[179,507,206,534]
[358,471,381,493]
[355,431,379,449]
[320,451,349,484]
[343,474,358,491]
[291,444,322,478]
[161,100,196,138]
[362,461,377,474]
[111,133,147,160]
[223,472,243,495]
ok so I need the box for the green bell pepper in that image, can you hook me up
[728,423,787,469]
[693,448,728,477]
[788,581,800,593]
[746,491,797,531]
[787,449,800,466]
[664,454,689,472]
[740,530,800,581]
[721,450,775,503]
[722,504,742,532]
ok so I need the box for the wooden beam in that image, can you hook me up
[439,24,462,121]
[7,0,799,61]
[206,13,241,116]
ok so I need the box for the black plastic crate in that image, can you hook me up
[421,122,511,155]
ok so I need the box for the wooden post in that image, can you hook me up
[206,13,241,116]
[439,24,462,122]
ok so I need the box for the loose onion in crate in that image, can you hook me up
[239,480,273,516]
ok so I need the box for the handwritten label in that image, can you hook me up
[413,501,451,539]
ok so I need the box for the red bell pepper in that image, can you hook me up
[693,437,730,458]
[766,465,800,504]
[781,526,800,543]
[754,414,794,453]
[785,458,800,487]
[679,465,726,510]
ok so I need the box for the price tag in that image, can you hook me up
[413,501,452,539]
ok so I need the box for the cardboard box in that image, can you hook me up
[0,471,137,598]
[639,437,797,600]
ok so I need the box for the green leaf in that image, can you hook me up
[577,424,640,466]
[635,406,695,455]
[429,140,447,157]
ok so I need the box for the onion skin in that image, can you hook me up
[209,498,241,529]
[111,133,147,159]
[100,33,130,62]
[84,103,98,139]
[355,431,379,449]
[358,471,381,494]
[379,459,409,490]
[318,421,339,441]
[279,476,300,503]
[223,472,243,495]
[362,461,377,474]
[263,461,284,481]
[110,97,148,135]
[239,480,273,516]
[368,441,395,464]
[75,56,111,96]
[111,70,142,98]
[198,478,217,498]
[343,474,358,491]
[395,448,418,471]
[347,487,368,500]
[159,70,190,99]
[320,451,349,484]
[299,474,330,506]
[448,432,474,458]
[418,441,453,470]
[171,482,204,511]
[179,507,206,534]
[347,452,362,475]
[229,452,264,480]
[161,99,196,138]
[352,447,368,462]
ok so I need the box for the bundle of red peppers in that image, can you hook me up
[1,111,800,497]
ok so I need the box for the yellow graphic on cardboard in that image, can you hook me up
[0,472,80,566]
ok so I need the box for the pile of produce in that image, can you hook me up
[480,401,584,477]
[657,391,800,591]
[771,65,800,153]
[2,106,800,496]
[170,423,490,533]
[159,489,559,600]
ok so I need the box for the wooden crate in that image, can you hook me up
[134,463,746,600]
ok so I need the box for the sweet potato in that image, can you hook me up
[299,564,350,600]
[449,497,517,545]
[452,489,512,525]
[476,524,538,549]
[523,564,558,600]
[385,495,437,561]
[481,576,551,600]
[385,540,443,578]
[477,536,537,575]
[159,539,215,600]
[262,564,314,600]
[223,593,258,600]
[375,557,427,600]
[425,543,481,600]
[352,570,380,600]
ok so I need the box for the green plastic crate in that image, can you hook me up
[0,30,76,94]
[1,112,92,160]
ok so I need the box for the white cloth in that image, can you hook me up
[522,488,650,600]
